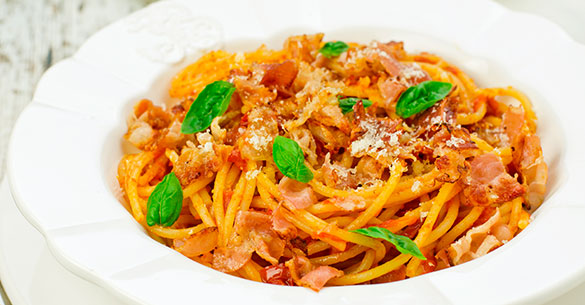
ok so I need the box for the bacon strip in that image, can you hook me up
[463,153,525,206]
[285,256,343,291]
[278,177,318,209]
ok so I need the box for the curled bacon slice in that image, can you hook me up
[235,211,286,265]
[448,210,502,265]
[173,227,218,258]
[278,177,318,209]
[285,256,343,291]
[260,263,294,286]
[519,134,548,210]
[261,60,298,89]
[463,153,525,206]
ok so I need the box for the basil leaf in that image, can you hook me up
[395,81,452,118]
[338,97,373,114]
[146,172,183,227]
[352,226,426,260]
[272,136,313,183]
[319,41,349,59]
[181,80,236,134]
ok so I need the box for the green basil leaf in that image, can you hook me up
[319,41,349,59]
[395,81,452,118]
[272,136,313,183]
[338,97,373,114]
[352,226,426,260]
[146,172,183,227]
[181,80,236,134]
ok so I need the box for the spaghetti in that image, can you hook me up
[117,34,547,291]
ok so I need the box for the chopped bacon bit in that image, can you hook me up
[235,211,286,265]
[435,151,467,183]
[284,33,324,63]
[227,148,247,170]
[261,60,298,89]
[448,209,502,265]
[463,153,525,206]
[278,177,318,210]
[260,263,294,286]
[173,227,218,258]
[501,106,525,148]
[421,253,437,274]
[174,145,220,185]
[272,206,297,238]
[170,104,185,115]
[371,41,404,77]
[285,256,343,291]
[378,78,407,111]
[212,244,253,272]
[298,266,344,292]
[519,134,548,210]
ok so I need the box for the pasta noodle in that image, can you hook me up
[117,34,547,291]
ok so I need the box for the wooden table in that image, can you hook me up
[0,0,154,180]
[0,2,584,304]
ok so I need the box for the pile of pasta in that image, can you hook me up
[117,33,548,291]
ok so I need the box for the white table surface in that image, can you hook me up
[1,0,584,304]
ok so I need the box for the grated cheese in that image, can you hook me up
[401,63,426,80]
[445,136,466,148]
[245,169,261,180]
[350,120,401,159]
[248,128,272,151]
[411,180,422,193]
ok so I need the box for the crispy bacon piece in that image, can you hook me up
[298,266,344,292]
[278,177,318,210]
[312,104,351,134]
[519,134,548,210]
[235,211,286,265]
[272,206,297,238]
[212,243,253,272]
[285,256,343,292]
[227,148,247,170]
[448,210,502,265]
[378,78,407,112]
[501,106,525,148]
[463,153,525,206]
[213,211,286,271]
[261,60,298,89]
[174,145,221,185]
[284,33,324,63]
[173,227,218,258]
[371,41,404,77]
[414,99,457,134]
[307,120,350,153]
[260,263,294,286]
[126,99,184,150]
[240,106,278,160]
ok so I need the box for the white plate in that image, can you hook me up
[6,0,585,304]
[0,178,126,305]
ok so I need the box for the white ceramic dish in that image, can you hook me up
[0,179,125,305]
[7,0,585,304]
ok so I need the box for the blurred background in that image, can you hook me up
[0,1,584,304]
[1,0,585,180]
